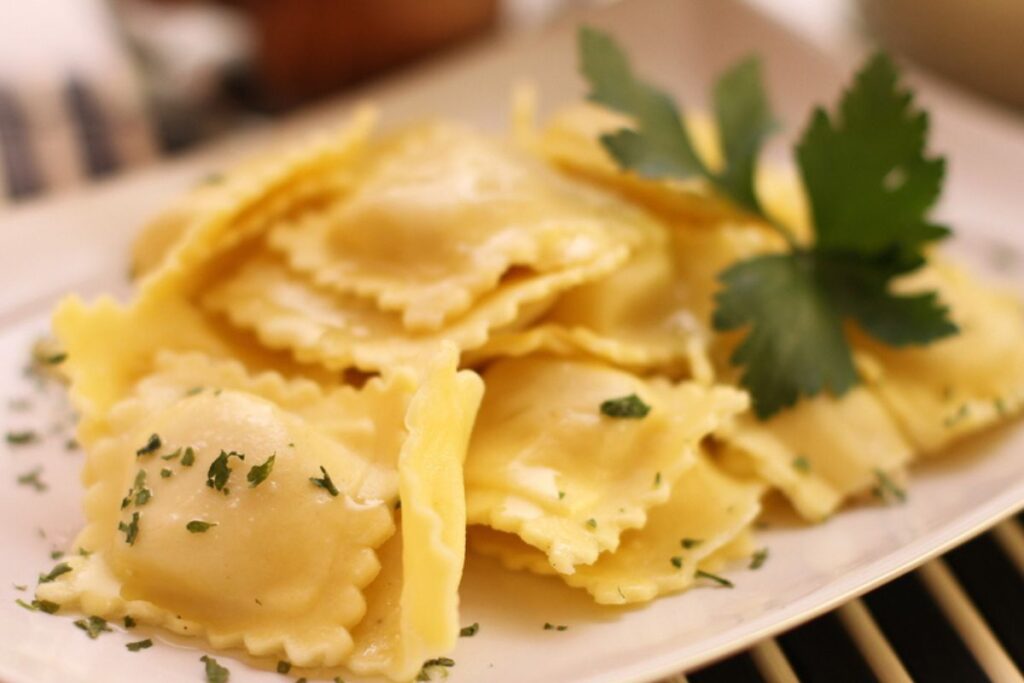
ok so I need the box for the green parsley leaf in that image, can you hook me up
[276,661,291,674]
[206,450,244,492]
[750,548,769,570]
[181,447,196,467]
[136,433,161,456]
[579,30,958,418]
[160,468,173,479]
[200,654,230,683]
[792,455,811,473]
[416,657,456,681]
[872,468,907,504]
[543,623,568,631]
[16,598,60,613]
[586,518,597,529]
[695,569,734,588]
[6,430,38,446]
[670,556,683,569]
[124,615,136,628]
[126,639,152,652]
[681,538,703,549]
[599,393,651,419]
[459,622,479,637]
[186,520,217,533]
[17,468,47,493]
[310,465,339,497]
[246,454,276,488]
[74,616,111,639]
[119,512,140,546]
[38,562,72,583]
[161,448,182,461]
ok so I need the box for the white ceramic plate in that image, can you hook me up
[1,1,1023,681]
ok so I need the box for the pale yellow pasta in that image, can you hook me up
[347,345,483,680]
[269,121,662,331]
[203,249,627,373]
[465,356,748,574]
[858,260,1024,453]
[716,383,913,521]
[38,362,398,666]
[470,455,762,604]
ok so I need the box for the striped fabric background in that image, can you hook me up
[0,3,1021,682]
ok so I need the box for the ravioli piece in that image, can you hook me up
[469,233,713,380]
[203,248,627,373]
[269,121,662,331]
[468,456,762,604]
[347,345,483,681]
[858,260,1024,453]
[465,356,748,575]
[38,364,400,666]
[132,106,376,295]
[716,382,913,521]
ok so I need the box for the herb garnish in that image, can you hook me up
[17,468,47,492]
[681,538,702,550]
[246,454,275,488]
[6,430,38,446]
[16,598,60,613]
[38,562,72,583]
[206,450,244,492]
[136,434,162,456]
[792,456,812,473]
[181,447,196,467]
[416,657,456,681]
[200,655,230,683]
[160,468,173,479]
[543,623,568,631]
[74,616,111,639]
[161,448,182,461]
[579,27,957,417]
[750,548,769,570]
[460,622,479,637]
[670,556,683,569]
[695,569,734,588]
[124,615,136,628]
[599,393,651,419]
[310,466,339,497]
[586,518,597,529]
[119,512,140,545]
[872,468,907,504]
[126,639,153,652]
[186,520,217,533]
[276,661,291,674]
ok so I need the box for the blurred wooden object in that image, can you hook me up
[225,0,499,108]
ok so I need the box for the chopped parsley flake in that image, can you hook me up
[13,584,26,591]
[206,450,244,492]
[750,548,769,570]
[246,454,276,488]
[74,615,111,639]
[50,550,64,560]
[586,518,597,529]
[681,538,703,549]
[119,512,140,545]
[65,438,78,451]
[161,448,182,461]
[186,520,217,533]
[41,352,67,365]
[310,465,339,497]
[696,570,734,588]
[543,623,568,631]
[792,456,812,473]
[872,468,907,504]
[200,655,230,683]
[181,447,196,467]
[124,615,136,629]
[995,397,1008,416]
[38,562,72,584]
[126,639,152,652]
[134,488,152,506]
[6,430,38,446]
[136,433,161,456]
[17,468,47,492]
[654,471,662,487]
[276,661,291,674]
[670,556,683,569]
[17,598,60,614]
[160,468,173,479]
[558,490,566,500]
[943,404,970,428]
[599,393,651,419]
[459,622,479,637]
[185,386,204,396]
[416,656,456,680]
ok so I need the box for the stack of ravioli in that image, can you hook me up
[36,101,1024,681]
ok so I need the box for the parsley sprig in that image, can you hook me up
[579,28,958,417]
